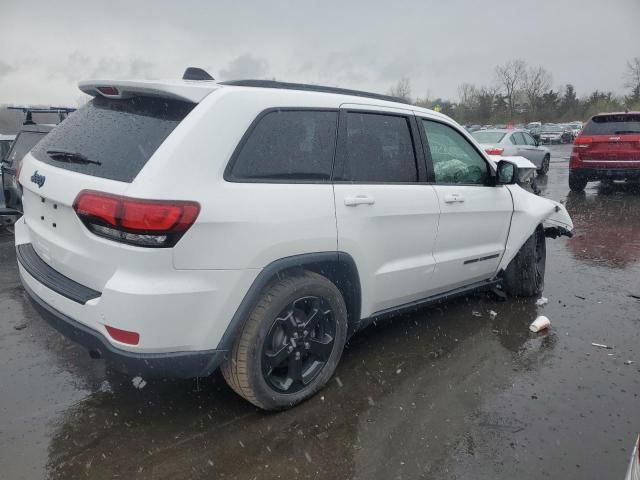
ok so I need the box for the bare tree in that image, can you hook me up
[624,57,640,91]
[388,77,412,102]
[457,83,478,107]
[523,66,552,116]
[495,59,527,119]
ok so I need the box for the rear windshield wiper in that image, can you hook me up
[46,149,102,166]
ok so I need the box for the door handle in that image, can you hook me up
[344,194,375,206]
[443,193,465,204]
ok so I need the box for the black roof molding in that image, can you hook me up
[183,67,215,81]
[218,79,410,104]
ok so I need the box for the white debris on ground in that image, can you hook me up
[472,311,482,317]
[335,377,343,387]
[131,376,147,390]
[529,315,550,333]
[591,342,612,349]
[624,360,634,365]
[535,297,548,306]
[489,310,498,320]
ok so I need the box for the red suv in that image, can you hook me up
[569,112,640,192]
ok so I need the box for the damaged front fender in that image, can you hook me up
[498,185,574,271]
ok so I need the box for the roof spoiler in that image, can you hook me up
[78,79,217,103]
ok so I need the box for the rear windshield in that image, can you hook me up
[471,131,505,144]
[582,114,640,135]
[0,140,12,161]
[5,131,47,168]
[32,96,195,182]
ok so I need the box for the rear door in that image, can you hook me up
[333,106,440,316]
[521,131,545,167]
[419,118,513,292]
[18,95,196,291]
[578,114,640,168]
[512,131,544,168]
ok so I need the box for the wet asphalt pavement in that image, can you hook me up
[1,144,639,479]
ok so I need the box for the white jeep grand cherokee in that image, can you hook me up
[15,70,573,410]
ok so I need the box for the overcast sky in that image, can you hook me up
[1,0,639,105]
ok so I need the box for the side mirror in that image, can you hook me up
[496,160,518,185]
[534,139,540,147]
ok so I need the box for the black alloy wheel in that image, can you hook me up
[261,296,336,393]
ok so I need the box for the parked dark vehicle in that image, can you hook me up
[0,107,75,227]
[1,125,53,224]
[539,124,564,144]
[569,112,640,192]
[560,125,574,143]
[0,134,16,161]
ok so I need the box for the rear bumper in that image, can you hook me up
[22,280,225,379]
[570,167,640,180]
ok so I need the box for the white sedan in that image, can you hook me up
[472,129,551,175]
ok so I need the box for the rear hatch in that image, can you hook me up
[20,93,197,291]
[574,113,640,168]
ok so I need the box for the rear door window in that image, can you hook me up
[513,132,527,145]
[336,112,418,183]
[582,114,640,135]
[5,131,47,169]
[523,132,537,145]
[32,96,195,183]
[229,110,338,181]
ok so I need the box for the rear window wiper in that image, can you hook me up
[46,149,102,166]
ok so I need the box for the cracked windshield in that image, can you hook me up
[1,1,639,479]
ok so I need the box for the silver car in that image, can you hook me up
[471,128,551,175]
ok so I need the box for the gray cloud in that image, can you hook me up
[0,0,638,104]
[0,61,16,78]
[219,54,269,80]
[58,52,157,82]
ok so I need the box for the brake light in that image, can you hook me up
[96,86,119,96]
[73,190,200,247]
[573,136,593,148]
[485,147,504,155]
[105,325,140,345]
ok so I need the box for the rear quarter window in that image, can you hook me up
[31,96,195,183]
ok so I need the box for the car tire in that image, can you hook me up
[569,172,587,192]
[221,270,348,411]
[502,226,546,297]
[537,155,550,176]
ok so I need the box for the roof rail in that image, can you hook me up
[218,79,410,104]
[7,105,76,125]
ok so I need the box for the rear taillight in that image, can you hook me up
[570,136,593,169]
[573,136,593,148]
[485,147,504,156]
[73,190,200,248]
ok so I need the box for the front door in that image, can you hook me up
[333,107,440,317]
[419,118,513,292]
